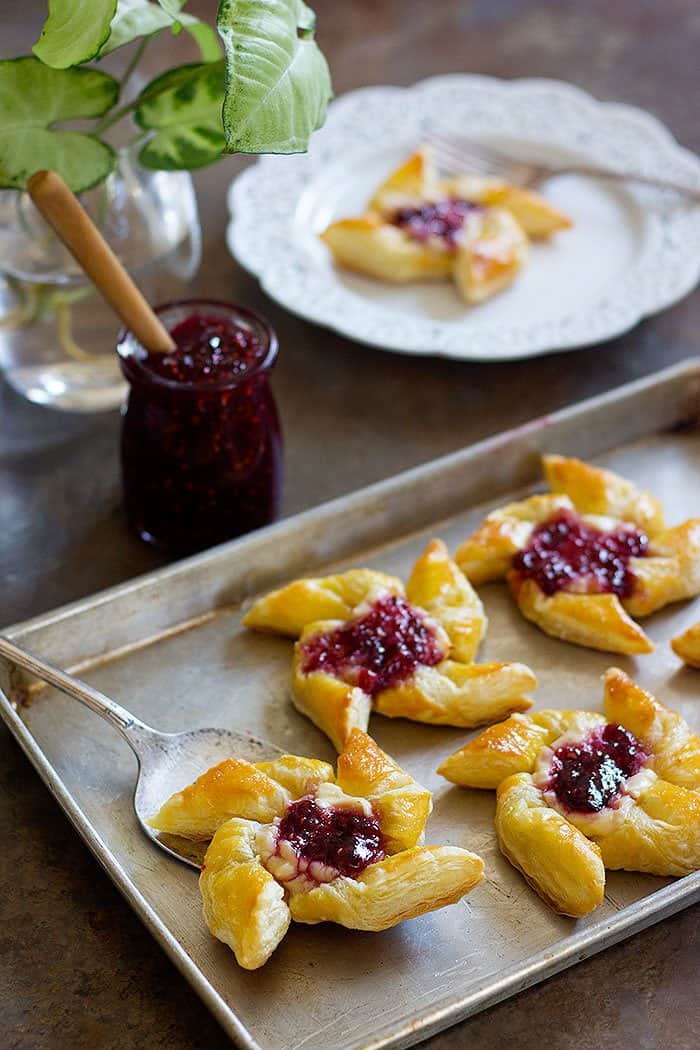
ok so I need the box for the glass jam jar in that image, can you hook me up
[118,299,282,555]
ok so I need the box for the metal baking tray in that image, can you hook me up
[3,359,700,1050]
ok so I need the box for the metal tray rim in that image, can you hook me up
[4,356,700,643]
[4,676,700,1050]
[0,696,260,1049]
[363,872,700,1049]
[3,356,700,1050]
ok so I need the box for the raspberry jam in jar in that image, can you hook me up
[118,300,282,555]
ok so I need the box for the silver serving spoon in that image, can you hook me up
[0,636,283,870]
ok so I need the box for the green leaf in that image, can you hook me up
[99,0,173,55]
[185,20,224,61]
[295,0,316,36]
[99,0,222,61]
[155,0,184,32]
[33,0,117,68]
[157,0,182,17]
[135,61,226,170]
[217,0,332,154]
[0,57,118,191]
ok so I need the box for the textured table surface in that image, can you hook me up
[2,2,699,1048]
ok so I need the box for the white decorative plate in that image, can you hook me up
[226,75,700,360]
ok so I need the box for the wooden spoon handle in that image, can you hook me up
[27,169,175,353]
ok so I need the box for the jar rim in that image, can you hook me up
[118,298,279,392]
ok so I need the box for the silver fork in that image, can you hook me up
[0,635,283,870]
[426,129,700,202]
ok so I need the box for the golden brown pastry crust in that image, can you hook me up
[452,206,529,304]
[289,845,484,930]
[406,528,487,663]
[457,494,570,586]
[149,755,336,841]
[247,538,536,750]
[291,643,374,752]
[438,176,573,239]
[671,621,700,668]
[603,668,700,790]
[335,728,432,852]
[438,669,700,916]
[542,454,665,534]
[368,147,435,213]
[369,660,535,729]
[320,216,453,283]
[495,773,606,917]
[478,184,573,238]
[200,819,291,970]
[320,147,569,304]
[508,575,653,655]
[149,759,294,840]
[455,456,700,654]
[156,730,484,968]
[242,568,404,637]
[437,710,603,790]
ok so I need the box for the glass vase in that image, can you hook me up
[0,147,201,413]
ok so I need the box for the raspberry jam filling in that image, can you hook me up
[547,724,648,813]
[300,594,444,696]
[273,797,385,881]
[141,312,265,385]
[391,198,480,247]
[512,509,649,597]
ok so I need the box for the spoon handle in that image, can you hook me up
[0,635,151,740]
[26,170,176,354]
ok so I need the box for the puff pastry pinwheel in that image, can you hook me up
[243,538,537,751]
[455,454,700,655]
[320,146,570,305]
[671,621,700,668]
[438,668,700,917]
[150,729,484,969]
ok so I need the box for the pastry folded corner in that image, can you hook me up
[496,773,606,917]
[289,845,484,931]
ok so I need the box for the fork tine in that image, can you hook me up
[429,142,490,177]
[425,130,516,178]
[428,135,510,178]
[426,138,499,177]
[424,130,700,199]
[429,130,517,169]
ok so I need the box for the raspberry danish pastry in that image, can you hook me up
[456,455,700,654]
[151,730,484,968]
[438,669,700,917]
[321,147,569,304]
[671,621,700,668]
[244,538,536,750]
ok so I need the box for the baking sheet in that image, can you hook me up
[2,361,700,1050]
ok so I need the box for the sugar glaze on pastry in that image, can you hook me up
[244,538,536,751]
[455,454,700,654]
[671,621,700,668]
[438,669,700,917]
[150,730,484,969]
[321,146,571,305]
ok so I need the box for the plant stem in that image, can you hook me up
[121,35,150,97]
[55,300,100,362]
[94,36,150,135]
[127,129,150,149]
[93,97,141,136]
